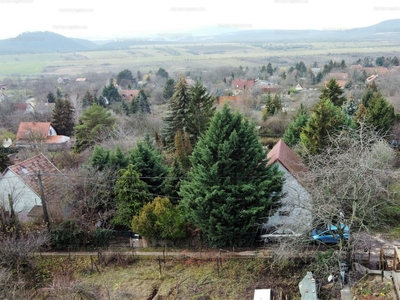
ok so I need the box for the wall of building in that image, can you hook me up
[0,170,41,221]
[265,162,312,233]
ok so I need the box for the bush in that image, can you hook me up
[50,220,113,250]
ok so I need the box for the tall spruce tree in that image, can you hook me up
[187,81,216,145]
[162,77,191,149]
[51,98,75,136]
[179,105,284,248]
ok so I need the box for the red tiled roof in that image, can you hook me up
[7,153,64,201]
[231,79,255,89]
[16,122,51,140]
[120,89,140,101]
[267,139,309,176]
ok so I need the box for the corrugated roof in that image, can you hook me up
[267,139,309,176]
[16,122,51,140]
[7,153,64,202]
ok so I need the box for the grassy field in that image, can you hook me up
[30,253,310,300]
[0,40,399,78]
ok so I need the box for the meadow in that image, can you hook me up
[0,40,399,78]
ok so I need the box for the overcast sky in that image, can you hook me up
[1,0,399,40]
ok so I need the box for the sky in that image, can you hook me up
[1,0,399,40]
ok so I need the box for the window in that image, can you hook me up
[278,211,290,216]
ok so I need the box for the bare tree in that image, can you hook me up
[303,123,398,271]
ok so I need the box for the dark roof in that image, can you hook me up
[7,153,64,201]
[267,139,309,176]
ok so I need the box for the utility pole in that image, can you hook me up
[36,170,50,231]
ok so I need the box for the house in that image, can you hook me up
[14,122,70,150]
[75,77,87,82]
[219,95,238,105]
[57,77,70,84]
[15,102,35,114]
[264,140,312,232]
[0,153,65,221]
[363,67,388,76]
[120,89,140,101]
[34,102,55,115]
[350,64,363,70]
[295,84,303,91]
[231,79,255,90]
[0,84,7,90]
[327,72,349,81]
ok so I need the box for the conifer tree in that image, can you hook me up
[113,165,152,228]
[283,104,309,147]
[51,98,75,136]
[74,104,116,153]
[128,142,168,196]
[136,90,151,114]
[300,99,345,154]
[162,77,192,148]
[320,79,346,107]
[179,105,284,248]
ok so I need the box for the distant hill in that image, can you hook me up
[0,31,98,54]
[1,20,400,53]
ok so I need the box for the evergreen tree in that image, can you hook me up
[109,145,129,170]
[113,165,152,228]
[283,104,309,147]
[51,98,75,136]
[161,158,186,205]
[136,90,151,114]
[179,105,284,248]
[74,104,117,153]
[163,78,175,100]
[156,68,169,79]
[129,142,168,196]
[366,95,395,133]
[320,79,346,107]
[121,99,130,115]
[47,92,56,103]
[102,80,121,104]
[300,99,345,154]
[266,62,273,76]
[116,69,134,86]
[96,95,108,108]
[82,91,95,107]
[187,81,216,144]
[56,87,62,99]
[90,145,110,171]
[162,77,191,149]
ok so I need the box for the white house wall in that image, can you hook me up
[266,162,312,233]
[0,170,41,221]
